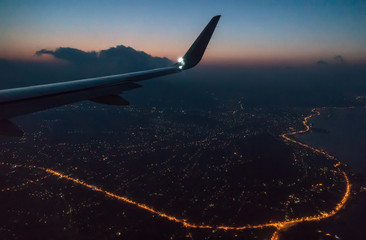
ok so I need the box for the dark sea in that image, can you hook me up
[297,107,366,240]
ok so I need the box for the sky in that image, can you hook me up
[1,0,366,65]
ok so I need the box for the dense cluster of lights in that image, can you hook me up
[0,108,351,240]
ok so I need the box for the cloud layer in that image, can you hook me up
[35,45,172,68]
[0,45,172,88]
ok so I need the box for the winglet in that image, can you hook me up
[176,15,221,70]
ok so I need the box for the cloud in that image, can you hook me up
[334,55,345,63]
[36,47,97,63]
[0,45,173,88]
[34,44,172,78]
[316,60,328,65]
[36,45,172,67]
[316,55,346,66]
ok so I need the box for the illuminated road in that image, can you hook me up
[0,108,351,239]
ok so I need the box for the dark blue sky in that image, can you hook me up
[1,0,365,65]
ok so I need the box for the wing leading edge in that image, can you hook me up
[0,15,220,122]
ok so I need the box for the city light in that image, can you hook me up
[0,108,351,240]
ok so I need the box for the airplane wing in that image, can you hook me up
[0,15,220,136]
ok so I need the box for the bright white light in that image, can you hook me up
[178,57,185,70]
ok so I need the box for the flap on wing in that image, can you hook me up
[118,82,142,91]
[0,119,24,137]
[90,95,129,106]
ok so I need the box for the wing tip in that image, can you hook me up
[177,15,221,70]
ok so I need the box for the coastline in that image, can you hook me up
[298,107,366,177]
[297,107,366,240]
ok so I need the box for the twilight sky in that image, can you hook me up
[1,0,365,65]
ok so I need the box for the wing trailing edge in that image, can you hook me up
[90,95,130,106]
